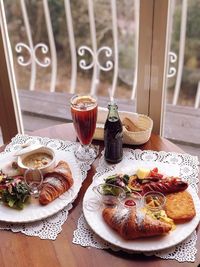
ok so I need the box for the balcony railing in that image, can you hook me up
[2,0,200,146]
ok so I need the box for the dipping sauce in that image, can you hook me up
[124,199,136,206]
[23,153,53,169]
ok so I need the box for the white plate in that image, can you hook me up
[0,150,81,223]
[83,163,200,252]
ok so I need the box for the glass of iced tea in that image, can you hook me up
[71,94,98,161]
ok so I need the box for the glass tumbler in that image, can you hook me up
[24,168,43,198]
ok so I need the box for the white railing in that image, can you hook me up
[43,0,57,93]
[20,0,36,91]
[9,0,139,100]
[64,0,77,94]
[168,0,199,108]
[172,0,188,106]
[4,0,200,108]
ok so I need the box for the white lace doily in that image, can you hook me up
[73,148,200,262]
[0,134,95,240]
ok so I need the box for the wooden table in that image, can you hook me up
[0,123,199,267]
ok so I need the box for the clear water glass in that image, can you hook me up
[24,168,43,198]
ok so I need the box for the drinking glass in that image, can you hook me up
[24,168,43,198]
[143,191,166,212]
[84,184,126,212]
[92,183,126,206]
[71,94,98,161]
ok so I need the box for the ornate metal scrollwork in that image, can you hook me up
[78,46,95,70]
[168,51,177,78]
[96,46,113,71]
[78,45,113,72]
[15,42,51,67]
[34,43,51,67]
[15,43,32,66]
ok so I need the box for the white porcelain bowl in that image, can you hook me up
[17,146,56,174]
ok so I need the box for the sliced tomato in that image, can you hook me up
[149,168,163,179]
[152,167,158,173]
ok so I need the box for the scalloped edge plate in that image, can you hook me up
[0,149,81,223]
[83,164,200,252]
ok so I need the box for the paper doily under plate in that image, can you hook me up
[73,148,200,262]
[0,134,94,239]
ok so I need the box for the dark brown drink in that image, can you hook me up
[104,103,123,163]
[71,95,97,145]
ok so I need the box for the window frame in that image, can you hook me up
[0,1,23,143]
[0,0,170,142]
[137,0,170,134]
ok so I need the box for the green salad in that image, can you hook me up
[102,174,131,195]
[102,168,165,196]
[0,170,30,210]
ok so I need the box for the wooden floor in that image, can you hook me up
[1,89,200,161]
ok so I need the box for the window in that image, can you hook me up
[163,0,200,157]
[0,0,170,143]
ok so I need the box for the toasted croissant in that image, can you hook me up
[102,207,172,240]
[39,160,73,205]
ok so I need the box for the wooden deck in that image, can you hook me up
[1,89,200,159]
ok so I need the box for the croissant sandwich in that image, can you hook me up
[39,160,74,205]
[102,207,172,240]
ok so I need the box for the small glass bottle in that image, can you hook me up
[104,102,123,163]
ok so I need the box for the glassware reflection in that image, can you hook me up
[24,168,43,198]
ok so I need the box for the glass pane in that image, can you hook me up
[3,0,138,135]
[164,0,200,158]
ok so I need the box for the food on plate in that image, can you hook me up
[165,191,196,223]
[121,192,142,208]
[17,146,56,174]
[124,199,136,206]
[93,183,126,206]
[0,170,30,209]
[104,174,131,194]
[1,161,23,177]
[144,208,176,230]
[142,177,188,195]
[99,167,195,237]
[97,183,126,197]
[136,168,151,179]
[22,152,53,169]
[104,168,188,196]
[144,191,165,211]
[0,158,74,208]
[102,206,172,240]
[39,160,74,205]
